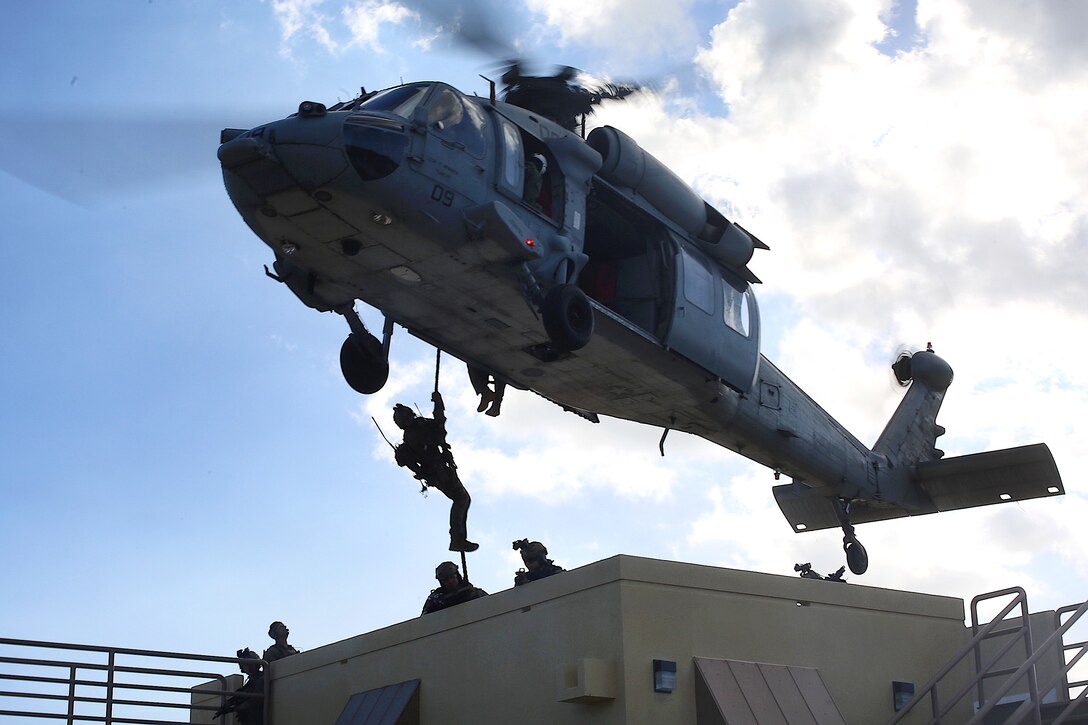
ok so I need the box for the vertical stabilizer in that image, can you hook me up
[873,350,954,470]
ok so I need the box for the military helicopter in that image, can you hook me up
[217,61,1063,575]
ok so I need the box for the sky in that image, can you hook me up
[2,0,1086,676]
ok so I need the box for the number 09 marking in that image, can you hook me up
[431,184,454,207]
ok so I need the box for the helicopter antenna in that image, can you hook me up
[480,74,496,105]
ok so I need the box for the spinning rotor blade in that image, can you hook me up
[0,110,269,205]
[407,0,520,60]
[889,342,934,388]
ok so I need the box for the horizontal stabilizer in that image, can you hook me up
[773,484,921,533]
[914,442,1063,512]
[774,443,1063,533]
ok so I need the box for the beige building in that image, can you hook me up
[261,555,981,724]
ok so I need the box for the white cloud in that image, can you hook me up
[271,0,339,54]
[271,0,418,55]
[524,0,700,64]
[343,1,418,52]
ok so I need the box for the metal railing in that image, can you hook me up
[968,588,1041,725]
[888,588,1088,725]
[889,587,1036,724]
[1056,604,1088,703]
[0,638,268,725]
[967,598,1088,724]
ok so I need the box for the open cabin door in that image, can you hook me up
[578,181,760,395]
[578,182,676,339]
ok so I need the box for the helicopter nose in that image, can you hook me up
[217,107,348,224]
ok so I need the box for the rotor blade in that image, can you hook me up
[406,0,519,60]
[0,110,269,205]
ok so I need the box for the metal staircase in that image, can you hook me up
[888,587,1088,725]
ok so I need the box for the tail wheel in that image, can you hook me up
[844,539,869,575]
[340,332,389,394]
[542,284,594,351]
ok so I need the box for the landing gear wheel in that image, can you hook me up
[844,538,869,575]
[542,284,593,351]
[340,332,389,394]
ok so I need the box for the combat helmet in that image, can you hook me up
[520,541,548,562]
[435,561,460,580]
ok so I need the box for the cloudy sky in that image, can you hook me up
[2,0,1085,667]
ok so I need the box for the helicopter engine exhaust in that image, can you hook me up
[587,125,760,276]
[588,126,706,234]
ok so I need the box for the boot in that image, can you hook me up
[449,538,479,552]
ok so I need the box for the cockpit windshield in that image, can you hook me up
[357,83,432,118]
[353,82,486,157]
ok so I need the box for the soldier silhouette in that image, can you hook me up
[393,391,478,552]
[421,561,487,615]
[212,648,264,725]
[513,539,565,586]
[262,621,299,663]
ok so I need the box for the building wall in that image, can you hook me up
[266,555,974,724]
[609,557,974,723]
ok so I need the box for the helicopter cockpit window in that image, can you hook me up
[498,119,524,190]
[357,83,431,118]
[724,279,751,336]
[428,88,462,128]
[683,253,715,314]
[427,88,486,157]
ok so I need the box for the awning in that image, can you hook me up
[335,678,420,725]
[694,658,845,725]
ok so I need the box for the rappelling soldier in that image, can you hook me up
[512,539,565,586]
[393,391,478,552]
[421,561,488,615]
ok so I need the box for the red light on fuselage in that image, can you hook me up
[525,238,535,248]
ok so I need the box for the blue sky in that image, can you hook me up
[2,0,1086,671]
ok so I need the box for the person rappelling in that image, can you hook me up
[390,352,478,552]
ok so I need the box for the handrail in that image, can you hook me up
[0,637,269,725]
[1043,602,1088,725]
[889,587,1032,724]
[971,586,1038,723]
[1056,603,1088,698]
[968,598,1088,723]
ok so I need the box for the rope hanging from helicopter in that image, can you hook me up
[432,347,469,577]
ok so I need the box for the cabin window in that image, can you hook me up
[499,119,523,190]
[683,254,714,314]
[428,88,486,157]
[723,280,750,336]
[358,83,431,118]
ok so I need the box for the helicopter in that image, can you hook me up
[217,65,1063,575]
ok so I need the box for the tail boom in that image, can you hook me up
[773,350,1063,533]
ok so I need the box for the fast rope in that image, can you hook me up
[434,347,468,579]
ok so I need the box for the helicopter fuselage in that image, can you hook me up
[219,81,1062,553]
